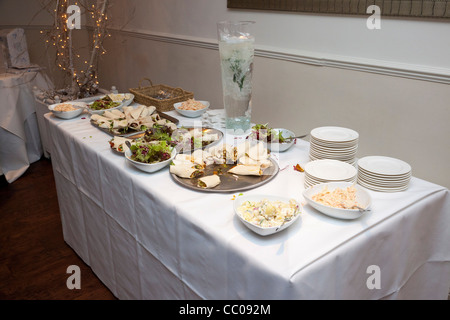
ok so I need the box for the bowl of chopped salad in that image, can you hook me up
[124,140,176,173]
[174,99,210,118]
[87,95,123,115]
[247,124,295,152]
[233,194,302,236]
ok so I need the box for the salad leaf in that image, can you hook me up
[130,140,173,164]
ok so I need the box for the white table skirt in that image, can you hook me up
[44,109,450,300]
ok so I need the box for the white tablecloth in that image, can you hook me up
[0,71,52,182]
[44,108,450,300]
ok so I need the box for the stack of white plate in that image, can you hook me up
[309,126,359,166]
[357,156,412,192]
[304,159,358,188]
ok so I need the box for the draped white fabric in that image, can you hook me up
[0,71,52,182]
[45,109,450,300]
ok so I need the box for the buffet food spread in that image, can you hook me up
[48,92,414,236]
[44,92,450,301]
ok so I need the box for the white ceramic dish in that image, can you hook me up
[247,128,296,152]
[305,159,357,181]
[174,100,210,118]
[302,182,371,220]
[233,194,302,236]
[108,93,134,106]
[125,147,176,173]
[358,156,411,176]
[48,102,86,119]
[310,126,359,143]
[267,128,295,152]
[87,95,123,115]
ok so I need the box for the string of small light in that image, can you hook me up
[39,0,111,101]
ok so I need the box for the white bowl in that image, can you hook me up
[125,146,176,173]
[108,93,134,106]
[302,182,372,220]
[247,128,295,152]
[267,128,295,152]
[174,100,210,118]
[233,194,302,236]
[87,95,123,115]
[48,102,86,119]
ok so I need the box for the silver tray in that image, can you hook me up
[170,158,279,193]
[125,127,223,154]
[90,110,179,137]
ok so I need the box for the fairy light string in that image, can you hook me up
[39,0,110,100]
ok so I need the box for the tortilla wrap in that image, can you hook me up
[228,164,262,176]
[170,164,200,178]
[197,175,221,189]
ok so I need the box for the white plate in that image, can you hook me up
[311,126,359,143]
[233,194,302,236]
[358,166,411,180]
[303,182,371,220]
[310,138,358,149]
[174,100,210,118]
[358,156,411,176]
[125,147,176,173]
[357,175,410,187]
[357,179,409,192]
[305,159,357,181]
[48,102,86,119]
[309,154,356,166]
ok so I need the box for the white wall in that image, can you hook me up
[2,0,449,188]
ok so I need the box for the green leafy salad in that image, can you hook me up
[129,140,173,164]
[248,123,292,143]
[89,96,121,110]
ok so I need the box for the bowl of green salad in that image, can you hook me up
[247,124,295,152]
[125,140,176,173]
[87,95,123,115]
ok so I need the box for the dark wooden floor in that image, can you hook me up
[0,158,117,300]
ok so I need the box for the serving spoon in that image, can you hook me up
[283,133,309,141]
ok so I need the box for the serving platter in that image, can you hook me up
[170,157,279,193]
[90,110,179,137]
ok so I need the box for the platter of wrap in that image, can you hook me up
[170,158,279,193]
[90,104,179,137]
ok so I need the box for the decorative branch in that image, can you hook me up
[37,0,111,102]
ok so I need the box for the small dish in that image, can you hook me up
[87,95,123,115]
[48,102,86,119]
[302,182,372,220]
[233,194,301,236]
[247,128,295,152]
[125,147,176,173]
[174,100,210,118]
[108,93,134,107]
[266,128,295,152]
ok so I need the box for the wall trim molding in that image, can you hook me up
[110,27,450,85]
[7,24,450,85]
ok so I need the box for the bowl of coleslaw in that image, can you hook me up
[48,102,86,119]
[174,99,210,118]
[233,194,302,236]
[302,182,372,220]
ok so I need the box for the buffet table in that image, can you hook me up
[0,71,52,182]
[44,107,450,300]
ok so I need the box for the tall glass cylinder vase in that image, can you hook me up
[217,21,255,135]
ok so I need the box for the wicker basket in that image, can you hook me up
[129,78,194,112]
